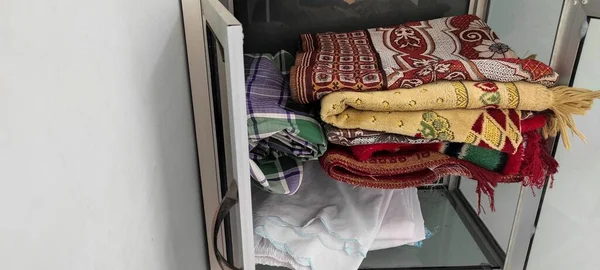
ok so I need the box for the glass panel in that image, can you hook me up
[359,189,498,269]
[234,0,470,53]
[206,25,236,264]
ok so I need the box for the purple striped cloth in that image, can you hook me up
[246,51,327,195]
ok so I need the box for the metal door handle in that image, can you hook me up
[212,181,243,270]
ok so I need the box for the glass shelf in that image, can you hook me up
[359,188,502,269]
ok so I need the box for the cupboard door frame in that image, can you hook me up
[181,0,224,268]
[201,0,255,269]
[182,0,254,268]
[518,1,598,269]
[183,0,492,269]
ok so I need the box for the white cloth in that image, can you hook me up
[253,161,425,270]
[253,161,393,269]
[254,237,311,270]
[370,188,426,251]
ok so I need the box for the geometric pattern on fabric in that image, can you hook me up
[291,14,559,104]
[466,109,521,154]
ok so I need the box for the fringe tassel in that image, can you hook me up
[544,86,600,149]
[468,164,498,215]
[521,131,545,189]
[472,130,560,215]
[476,180,496,215]
[521,131,559,190]
[540,136,559,188]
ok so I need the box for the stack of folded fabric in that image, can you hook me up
[248,51,433,270]
[289,14,600,210]
[245,52,327,195]
[253,161,427,270]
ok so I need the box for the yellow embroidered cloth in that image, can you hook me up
[323,107,522,153]
[321,81,600,149]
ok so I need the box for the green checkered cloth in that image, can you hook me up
[246,51,327,195]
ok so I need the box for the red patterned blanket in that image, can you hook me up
[290,14,559,104]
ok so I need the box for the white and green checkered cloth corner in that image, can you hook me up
[246,51,327,195]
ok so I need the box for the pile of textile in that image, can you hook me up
[247,14,600,270]
[289,14,600,210]
[247,53,432,270]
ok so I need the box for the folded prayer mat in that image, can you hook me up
[323,123,439,146]
[349,115,547,175]
[320,131,558,211]
[246,52,327,195]
[320,81,600,149]
[324,111,539,147]
[320,146,517,188]
[320,146,511,209]
[323,106,523,154]
[350,142,523,175]
[290,14,559,104]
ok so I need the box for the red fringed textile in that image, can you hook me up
[521,130,559,190]
[321,115,559,212]
[320,147,520,210]
[349,115,547,174]
[350,143,437,161]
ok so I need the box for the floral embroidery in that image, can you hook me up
[474,39,513,59]
[474,82,499,92]
[444,71,467,81]
[416,63,451,81]
[400,79,423,88]
[393,27,421,48]
[418,112,455,140]
[411,58,438,67]
[479,92,501,108]
[469,19,488,29]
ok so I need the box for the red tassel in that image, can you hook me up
[465,161,498,214]
[521,131,545,189]
[540,136,559,188]
[520,130,559,190]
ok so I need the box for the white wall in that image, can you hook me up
[527,18,600,270]
[459,0,565,252]
[0,0,208,269]
[487,0,564,62]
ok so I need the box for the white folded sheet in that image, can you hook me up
[253,161,426,270]
[370,187,425,251]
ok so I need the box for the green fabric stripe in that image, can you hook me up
[460,145,504,171]
[248,117,327,147]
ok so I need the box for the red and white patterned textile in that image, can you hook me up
[290,14,559,104]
